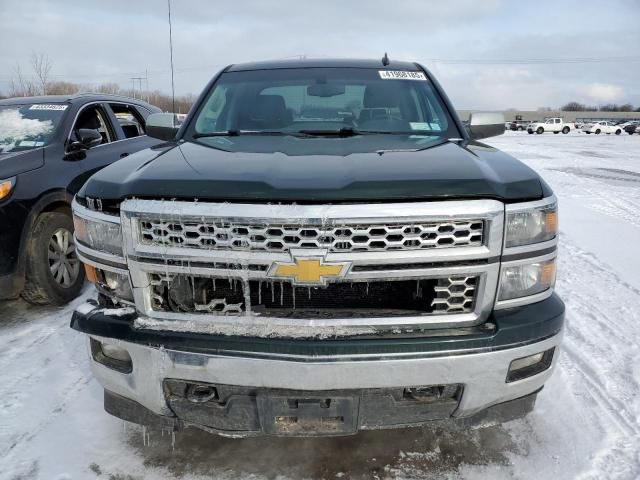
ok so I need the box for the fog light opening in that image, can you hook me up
[90,338,133,374]
[507,347,555,383]
[186,384,218,403]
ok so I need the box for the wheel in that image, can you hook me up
[536,127,544,134]
[595,129,601,134]
[553,131,559,134]
[585,131,591,134]
[615,129,621,135]
[21,212,85,305]
[629,131,635,135]
[528,130,534,134]
[562,127,570,134]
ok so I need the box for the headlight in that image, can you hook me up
[0,177,16,201]
[498,257,556,301]
[505,198,557,248]
[73,212,122,255]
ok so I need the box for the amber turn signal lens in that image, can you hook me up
[0,179,14,200]
[544,210,558,234]
[84,264,98,283]
[540,261,556,285]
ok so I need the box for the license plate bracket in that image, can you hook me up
[257,394,359,436]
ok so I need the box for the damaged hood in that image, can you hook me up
[80,139,546,203]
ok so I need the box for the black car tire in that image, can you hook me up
[21,212,85,305]
[615,129,621,135]
[528,130,533,134]
[562,127,570,134]
[553,131,559,134]
[536,127,544,134]
[595,129,601,134]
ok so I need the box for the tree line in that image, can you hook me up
[3,53,639,115]
[1,53,195,114]
[560,101,640,112]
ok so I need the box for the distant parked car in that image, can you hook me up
[582,121,623,135]
[527,117,574,134]
[622,121,640,135]
[0,94,162,304]
[509,121,529,131]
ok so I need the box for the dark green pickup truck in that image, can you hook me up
[70,58,563,437]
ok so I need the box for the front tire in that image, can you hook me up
[536,127,544,134]
[595,129,601,134]
[21,212,85,305]
[562,127,570,134]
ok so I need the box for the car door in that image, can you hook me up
[554,118,561,132]
[64,102,129,192]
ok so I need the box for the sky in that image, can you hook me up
[1,0,639,110]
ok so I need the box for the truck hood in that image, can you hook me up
[80,139,546,203]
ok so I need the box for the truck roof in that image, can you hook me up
[227,58,421,72]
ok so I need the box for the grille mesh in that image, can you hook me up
[139,219,483,253]
[148,273,477,317]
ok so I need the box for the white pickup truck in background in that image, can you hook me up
[527,117,574,134]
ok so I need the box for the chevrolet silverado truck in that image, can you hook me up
[70,58,564,437]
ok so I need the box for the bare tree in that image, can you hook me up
[9,64,38,97]
[31,52,52,95]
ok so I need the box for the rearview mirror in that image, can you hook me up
[146,113,180,141]
[467,112,506,140]
[307,84,346,97]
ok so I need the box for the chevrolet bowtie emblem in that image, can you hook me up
[267,254,350,286]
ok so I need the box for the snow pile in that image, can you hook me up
[0,109,53,152]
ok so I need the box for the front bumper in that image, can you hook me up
[72,295,564,436]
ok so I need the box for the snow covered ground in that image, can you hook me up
[1,131,640,480]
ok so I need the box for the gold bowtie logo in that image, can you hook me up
[268,257,350,285]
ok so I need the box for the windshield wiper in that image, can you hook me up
[193,130,311,139]
[296,127,365,137]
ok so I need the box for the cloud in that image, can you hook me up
[1,0,639,109]
[582,83,624,103]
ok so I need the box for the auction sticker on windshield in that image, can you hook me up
[379,70,426,80]
[29,104,68,111]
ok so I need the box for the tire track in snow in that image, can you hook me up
[554,237,640,478]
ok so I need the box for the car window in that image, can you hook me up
[0,103,68,154]
[72,105,114,145]
[109,103,146,138]
[195,85,228,133]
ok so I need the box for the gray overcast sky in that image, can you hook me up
[1,0,639,109]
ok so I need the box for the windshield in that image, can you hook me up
[189,68,458,154]
[0,103,68,154]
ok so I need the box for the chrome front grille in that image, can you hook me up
[138,219,483,253]
[120,199,504,332]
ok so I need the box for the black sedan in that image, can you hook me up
[0,94,161,304]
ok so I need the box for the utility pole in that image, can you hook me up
[130,76,145,99]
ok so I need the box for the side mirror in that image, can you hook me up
[69,128,103,152]
[467,112,506,140]
[146,113,179,141]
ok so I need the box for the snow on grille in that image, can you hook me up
[138,219,484,252]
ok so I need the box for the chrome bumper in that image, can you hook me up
[87,328,562,421]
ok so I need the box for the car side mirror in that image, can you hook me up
[68,128,103,152]
[467,112,506,140]
[146,113,179,141]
